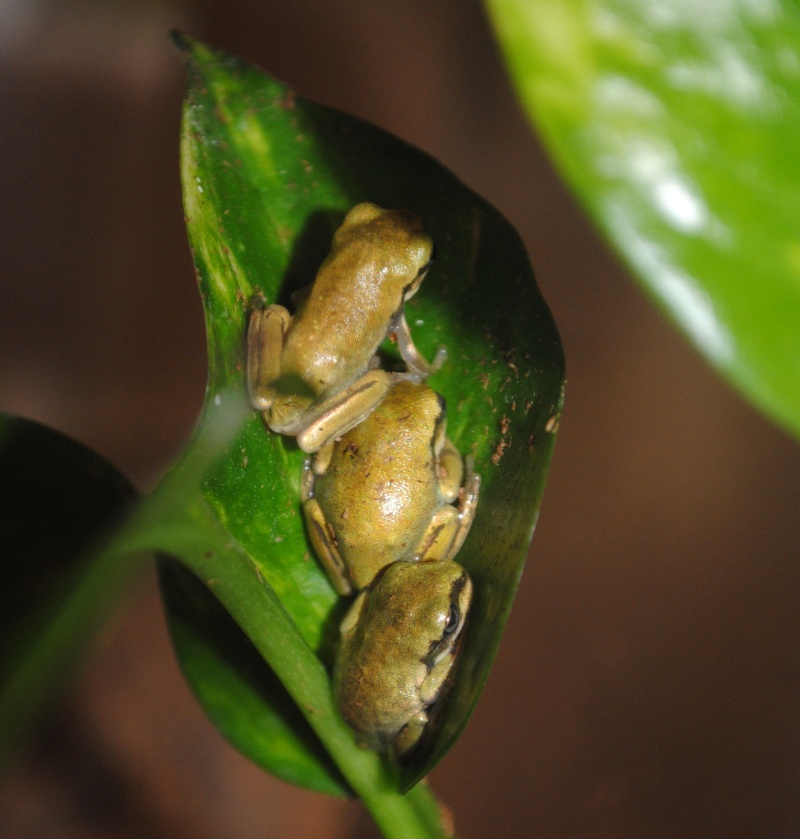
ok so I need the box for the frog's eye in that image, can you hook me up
[413,240,436,277]
[418,244,436,278]
[443,605,460,636]
[413,252,433,279]
[429,603,464,667]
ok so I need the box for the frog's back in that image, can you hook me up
[315,383,443,588]
[281,205,430,397]
[282,250,394,394]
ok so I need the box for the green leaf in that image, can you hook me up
[486,0,800,439]
[163,31,564,799]
[0,414,138,767]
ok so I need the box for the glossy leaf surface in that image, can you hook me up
[486,0,800,439]
[163,34,565,793]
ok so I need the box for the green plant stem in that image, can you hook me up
[109,463,451,839]
[1,396,452,836]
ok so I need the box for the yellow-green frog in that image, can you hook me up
[247,203,443,453]
[302,380,479,756]
[335,559,472,757]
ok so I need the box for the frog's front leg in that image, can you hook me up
[301,456,354,595]
[391,312,447,380]
[296,368,392,453]
[246,305,291,411]
[392,710,429,759]
[392,648,457,758]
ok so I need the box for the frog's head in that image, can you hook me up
[333,203,434,302]
[333,558,472,757]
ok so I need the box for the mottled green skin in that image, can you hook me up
[312,381,447,590]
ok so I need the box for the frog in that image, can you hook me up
[301,379,480,596]
[246,202,444,453]
[301,379,480,756]
[334,558,473,757]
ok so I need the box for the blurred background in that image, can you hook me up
[2,1,799,837]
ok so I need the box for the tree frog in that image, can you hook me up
[301,380,480,756]
[301,380,480,596]
[334,559,472,757]
[247,203,443,453]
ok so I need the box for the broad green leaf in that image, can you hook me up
[0,414,137,767]
[486,0,800,439]
[164,32,564,796]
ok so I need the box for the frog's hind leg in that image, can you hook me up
[437,437,465,504]
[302,460,354,596]
[413,506,460,563]
[445,469,480,561]
[296,369,391,453]
[414,466,481,563]
[247,305,291,411]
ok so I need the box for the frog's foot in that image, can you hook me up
[430,345,448,373]
[296,369,391,453]
[300,457,315,502]
[392,347,447,384]
[392,312,446,380]
[247,304,291,411]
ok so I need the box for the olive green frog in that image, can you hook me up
[335,559,472,757]
[302,380,479,595]
[247,203,443,453]
[302,380,479,756]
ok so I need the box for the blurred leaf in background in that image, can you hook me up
[0,415,138,767]
[486,0,800,440]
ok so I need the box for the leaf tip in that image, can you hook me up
[169,28,194,56]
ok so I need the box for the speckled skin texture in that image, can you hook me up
[333,560,472,753]
[312,381,448,589]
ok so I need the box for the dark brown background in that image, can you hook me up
[2,2,799,837]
